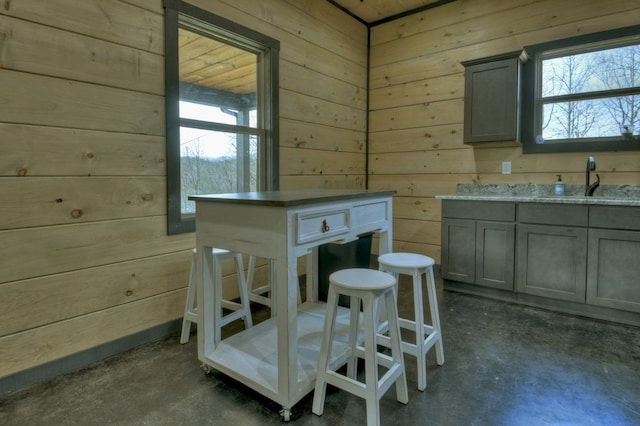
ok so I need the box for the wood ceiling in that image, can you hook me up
[329,0,446,24]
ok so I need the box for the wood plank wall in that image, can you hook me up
[368,0,640,263]
[0,0,367,382]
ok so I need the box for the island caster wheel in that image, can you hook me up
[200,363,212,375]
[280,408,291,422]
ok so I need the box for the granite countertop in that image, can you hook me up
[436,184,640,206]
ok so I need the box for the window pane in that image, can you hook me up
[179,28,257,127]
[542,44,640,97]
[180,128,257,214]
[541,95,639,141]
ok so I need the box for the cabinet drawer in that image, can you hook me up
[442,200,515,221]
[296,208,350,244]
[589,206,640,231]
[518,203,588,226]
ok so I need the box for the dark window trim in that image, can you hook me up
[522,24,640,154]
[163,0,279,234]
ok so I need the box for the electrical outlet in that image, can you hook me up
[502,161,512,175]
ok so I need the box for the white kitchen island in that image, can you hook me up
[188,189,395,420]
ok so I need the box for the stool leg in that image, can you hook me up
[413,270,428,391]
[384,289,408,404]
[362,292,381,426]
[180,252,197,344]
[312,287,339,417]
[426,267,445,366]
[233,254,253,329]
[346,296,360,379]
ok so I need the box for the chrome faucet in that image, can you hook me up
[585,156,600,196]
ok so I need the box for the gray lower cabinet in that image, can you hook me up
[476,221,515,290]
[587,206,640,314]
[515,203,588,302]
[441,201,515,289]
[516,224,587,302]
[441,218,475,283]
[442,200,640,323]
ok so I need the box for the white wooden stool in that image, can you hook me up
[312,268,408,426]
[377,252,444,391]
[180,248,253,344]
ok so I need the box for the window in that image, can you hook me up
[522,25,640,153]
[164,0,279,234]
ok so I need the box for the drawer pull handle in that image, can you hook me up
[321,219,330,233]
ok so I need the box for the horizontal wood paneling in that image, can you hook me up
[0,216,194,285]
[0,290,186,377]
[393,197,441,221]
[279,175,365,190]
[369,73,463,110]
[0,70,164,135]
[0,252,191,337]
[0,177,165,229]
[279,119,365,153]
[282,0,367,44]
[394,218,441,246]
[0,15,163,94]
[369,124,465,153]
[370,149,478,175]
[0,0,164,54]
[281,62,365,110]
[0,124,165,177]
[280,147,365,176]
[280,89,366,132]
[369,99,464,132]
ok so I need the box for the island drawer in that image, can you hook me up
[296,207,350,244]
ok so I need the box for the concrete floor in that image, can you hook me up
[2,275,640,426]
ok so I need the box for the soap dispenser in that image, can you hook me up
[554,175,565,195]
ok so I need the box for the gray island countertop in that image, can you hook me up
[189,189,397,207]
[436,184,640,206]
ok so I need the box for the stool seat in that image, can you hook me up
[313,268,408,426]
[377,252,435,270]
[330,268,397,291]
[378,252,444,391]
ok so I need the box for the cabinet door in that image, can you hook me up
[516,224,587,302]
[476,221,515,290]
[441,218,475,283]
[462,56,520,143]
[587,229,640,313]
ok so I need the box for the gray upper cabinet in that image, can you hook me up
[461,51,526,144]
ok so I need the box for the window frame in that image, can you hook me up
[164,0,279,234]
[522,25,640,154]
